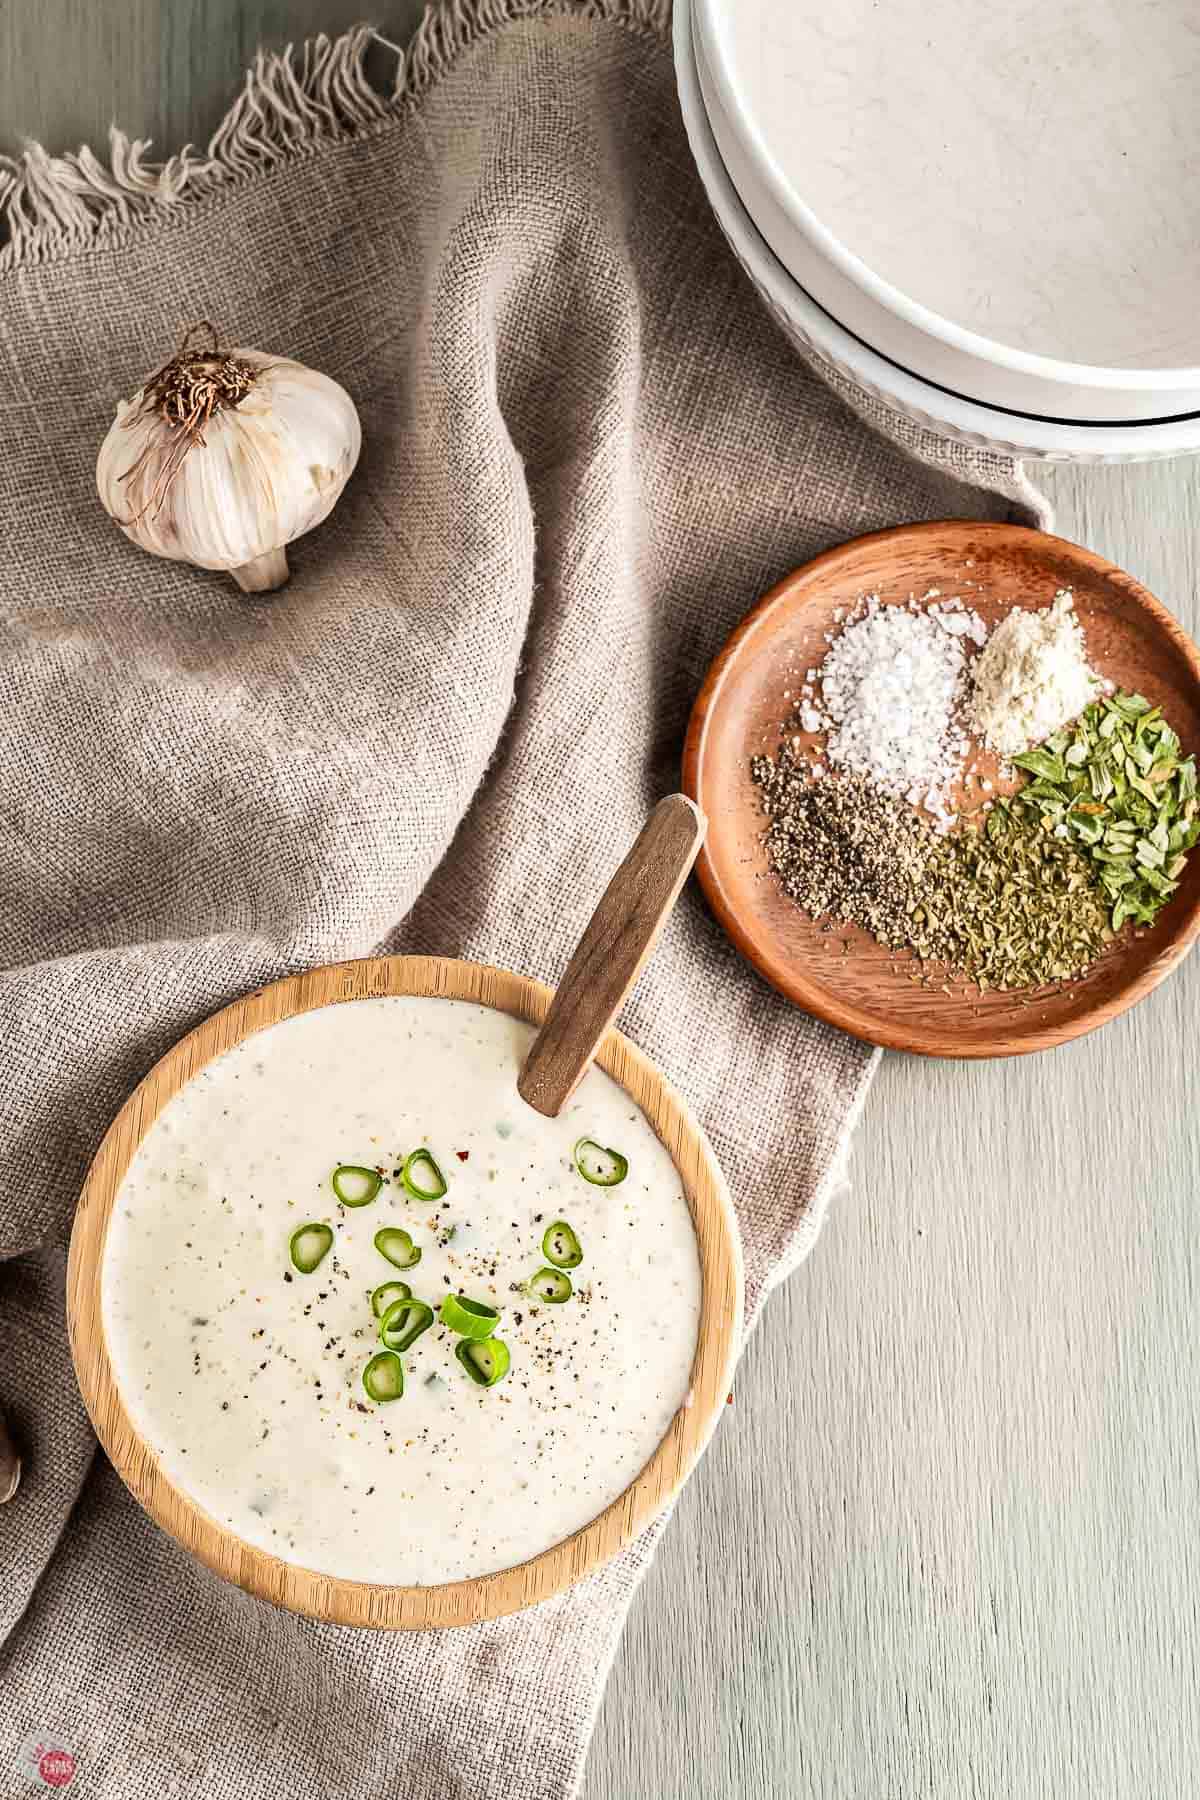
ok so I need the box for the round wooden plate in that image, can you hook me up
[682,522,1200,1058]
[67,955,742,1629]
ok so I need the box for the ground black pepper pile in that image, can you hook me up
[751,744,1112,990]
[751,753,927,945]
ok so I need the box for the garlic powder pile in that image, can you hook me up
[816,596,985,828]
[968,590,1101,757]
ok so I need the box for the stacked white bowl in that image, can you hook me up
[675,0,1200,463]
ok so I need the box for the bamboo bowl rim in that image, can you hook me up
[67,954,743,1630]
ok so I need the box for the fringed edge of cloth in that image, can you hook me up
[0,3,670,272]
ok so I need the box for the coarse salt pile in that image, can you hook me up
[968,590,1101,757]
[814,596,984,828]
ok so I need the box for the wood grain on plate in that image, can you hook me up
[66,955,742,1630]
[682,521,1200,1058]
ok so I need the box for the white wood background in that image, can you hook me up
[603,458,1200,1800]
[4,8,1199,1795]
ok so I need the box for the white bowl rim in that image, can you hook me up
[694,0,1200,395]
[674,0,1200,457]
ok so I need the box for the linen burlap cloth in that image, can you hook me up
[0,5,1045,1794]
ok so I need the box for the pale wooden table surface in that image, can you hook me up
[6,8,1199,1797]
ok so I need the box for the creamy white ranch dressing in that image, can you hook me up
[102,996,702,1584]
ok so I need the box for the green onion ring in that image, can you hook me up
[455,1336,511,1388]
[572,1138,628,1186]
[374,1226,421,1271]
[289,1222,333,1274]
[528,1266,572,1304]
[370,1280,412,1319]
[362,1350,404,1403]
[401,1148,448,1201]
[439,1293,501,1340]
[379,1296,435,1352]
[542,1220,583,1268]
[332,1164,383,1207]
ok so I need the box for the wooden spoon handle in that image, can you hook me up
[517,793,707,1118]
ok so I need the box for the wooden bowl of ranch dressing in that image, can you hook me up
[67,810,742,1629]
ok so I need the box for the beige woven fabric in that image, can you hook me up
[0,6,1043,1794]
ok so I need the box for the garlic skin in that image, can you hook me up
[96,347,361,593]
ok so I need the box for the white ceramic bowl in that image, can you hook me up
[692,0,1200,427]
[674,0,1200,464]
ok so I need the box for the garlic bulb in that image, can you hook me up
[96,325,361,593]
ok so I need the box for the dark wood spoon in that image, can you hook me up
[517,793,706,1117]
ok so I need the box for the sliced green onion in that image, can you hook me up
[362,1350,404,1403]
[455,1336,511,1388]
[542,1219,583,1269]
[370,1280,411,1319]
[402,1148,448,1201]
[528,1266,572,1304]
[379,1296,435,1352]
[573,1138,628,1186]
[439,1293,501,1339]
[332,1164,383,1207]
[289,1222,334,1274]
[374,1226,421,1270]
